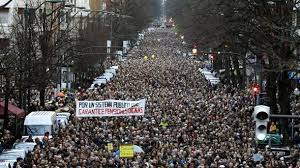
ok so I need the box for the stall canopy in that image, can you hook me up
[0,102,25,118]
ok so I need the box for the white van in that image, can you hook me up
[23,111,57,139]
[56,112,70,120]
[13,142,36,153]
[98,75,111,82]
[1,149,26,159]
[56,112,70,128]
[103,72,114,78]
[111,66,119,70]
[93,78,107,85]
[0,154,20,165]
[56,116,68,128]
[0,160,12,168]
[105,68,117,75]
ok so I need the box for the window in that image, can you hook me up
[0,11,9,24]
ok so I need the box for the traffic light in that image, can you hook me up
[253,105,270,140]
[253,86,259,92]
[251,83,260,95]
[209,54,216,60]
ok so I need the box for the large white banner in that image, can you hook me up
[76,99,146,117]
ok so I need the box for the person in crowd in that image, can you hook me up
[25,135,34,143]
[1,130,15,149]
[34,137,43,149]
[42,132,49,145]
[13,157,23,168]
[0,138,3,154]
[270,122,277,134]
[294,132,300,145]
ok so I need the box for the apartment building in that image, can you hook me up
[0,0,23,48]
[0,0,112,90]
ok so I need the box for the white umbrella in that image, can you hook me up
[253,153,263,162]
[133,145,144,153]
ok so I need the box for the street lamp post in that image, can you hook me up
[59,6,90,90]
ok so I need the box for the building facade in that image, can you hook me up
[0,0,114,90]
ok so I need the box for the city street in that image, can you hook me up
[1,0,300,167]
[2,28,293,167]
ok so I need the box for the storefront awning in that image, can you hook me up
[0,101,25,118]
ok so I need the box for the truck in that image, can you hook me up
[22,111,58,141]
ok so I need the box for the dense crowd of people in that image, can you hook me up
[9,29,300,167]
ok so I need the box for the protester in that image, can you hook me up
[1,129,15,150]
[25,135,34,143]
[22,29,300,167]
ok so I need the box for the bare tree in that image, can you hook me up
[0,29,19,132]
[0,2,80,110]
[71,0,161,88]
[167,0,300,143]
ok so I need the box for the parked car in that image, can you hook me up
[103,72,114,78]
[0,154,21,167]
[105,68,117,75]
[93,78,107,85]
[1,149,26,159]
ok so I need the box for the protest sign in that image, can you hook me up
[108,143,113,151]
[76,99,146,117]
[120,144,134,158]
